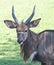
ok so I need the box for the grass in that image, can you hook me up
[0,0,54,65]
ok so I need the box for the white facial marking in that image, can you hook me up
[18,32,24,34]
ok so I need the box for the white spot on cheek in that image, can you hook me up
[18,32,24,34]
[29,51,37,61]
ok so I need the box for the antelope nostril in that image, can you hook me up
[17,40,23,44]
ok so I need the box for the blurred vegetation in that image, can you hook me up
[0,0,54,65]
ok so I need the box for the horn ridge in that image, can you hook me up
[12,5,20,24]
[25,5,35,25]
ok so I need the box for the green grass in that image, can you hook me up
[0,0,54,65]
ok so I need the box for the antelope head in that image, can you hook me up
[4,5,41,45]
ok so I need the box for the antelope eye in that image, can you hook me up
[25,30,27,32]
[18,31,22,33]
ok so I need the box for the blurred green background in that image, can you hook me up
[0,0,54,65]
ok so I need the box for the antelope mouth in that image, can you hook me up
[20,42,23,45]
[17,40,23,45]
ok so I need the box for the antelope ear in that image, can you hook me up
[28,18,41,28]
[4,20,17,28]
